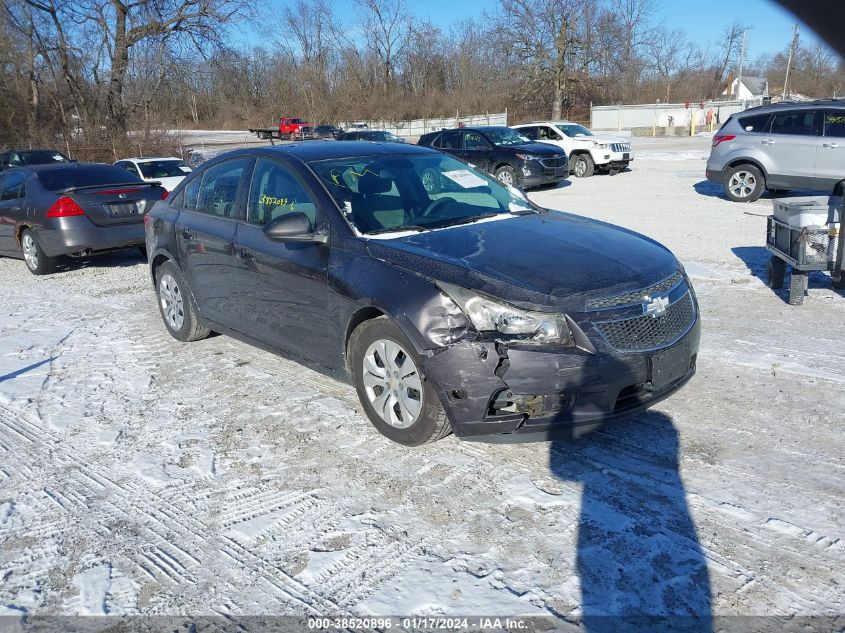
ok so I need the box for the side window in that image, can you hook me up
[519,127,538,140]
[824,110,845,138]
[464,131,488,150]
[0,173,25,200]
[428,133,443,148]
[122,162,140,176]
[439,130,462,149]
[543,126,563,140]
[9,154,23,166]
[195,158,249,217]
[247,158,317,226]
[179,174,201,210]
[770,110,816,136]
[737,113,772,133]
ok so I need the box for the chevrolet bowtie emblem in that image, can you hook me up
[642,295,670,318]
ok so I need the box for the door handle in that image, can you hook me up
[760,139,775,145]
[181,228,193,240]
[822,142,839,148]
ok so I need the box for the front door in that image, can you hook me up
[176,156,252,326]
[461,130,494,173]
[815,110,845,191]
[231,157,332,366]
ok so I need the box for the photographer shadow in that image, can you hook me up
[549,411,712,632]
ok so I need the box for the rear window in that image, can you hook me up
[36,164,143,192]
[770,110,816,136]
[737,113,772,133]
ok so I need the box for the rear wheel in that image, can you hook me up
[495,165,517,188]
[21,229,56,275]
[724,164,765,202]
[572,153,595,178]
[349,317,451,446]
[155,260,210,342]
[788,270,808,306]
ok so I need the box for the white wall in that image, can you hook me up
[338,112,508,138]
[590,100,762,130]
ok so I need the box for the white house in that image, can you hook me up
[722,76,769,100]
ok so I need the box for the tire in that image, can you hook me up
[155,260,210,342]
[495,165,517,188]
[349,317,451,446]
[420,167,442,194]
[767,256,786,290]
[21,229,56,275]
[723,164,765,202]
[788,270,808,306]
[572,153,595,178]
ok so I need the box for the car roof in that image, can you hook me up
[738,98,845,115]
[11,162,112,172]
[208,141,438,163]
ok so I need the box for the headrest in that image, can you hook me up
[357,171,392,195]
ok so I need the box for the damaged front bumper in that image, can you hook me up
[421,314,700,441]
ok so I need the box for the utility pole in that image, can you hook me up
[737,28,746,99]
[782,24,799,100]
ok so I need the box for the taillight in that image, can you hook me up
[712,134,736,147]
[46,196,85,218]
[161,189,169,200]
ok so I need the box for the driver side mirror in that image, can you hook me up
[263,212,328,244]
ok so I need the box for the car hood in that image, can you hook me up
[509,142,566,157]
[365,211,679,311]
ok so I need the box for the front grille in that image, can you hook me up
[610,142,631,153]
[540,157,566,168]
[587,271,684,309]
[595,292,695,352]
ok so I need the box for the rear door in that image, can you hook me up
[0,172,26,252]
[815,110,845,191]
[761,109,820,188]
[230,157,332,364]
[176,156,252,326]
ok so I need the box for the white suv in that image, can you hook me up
[512,122,633,178]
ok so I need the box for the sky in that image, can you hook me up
[258,0,828,61]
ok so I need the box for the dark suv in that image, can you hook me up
[706,100,845,201]
[417,126,569,189]
[146,141,698,446]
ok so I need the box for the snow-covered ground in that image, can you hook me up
[0,135,843,626]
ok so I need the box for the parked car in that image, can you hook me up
[338,130,405,143]
[0,163,166,274]
[706,100,845,202]
[417,126,569,189]
[0,149,73,172]
[314,125,344,139]
[145,141,699,446]
[512,121,633,177]
[114,157,192,192]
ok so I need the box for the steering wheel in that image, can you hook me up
[421,197,455,218]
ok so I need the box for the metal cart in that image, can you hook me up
[765,200,841,305]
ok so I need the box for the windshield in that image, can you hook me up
[137,160,191,179]
[309,153,535,235]
[558,124,593,137]
[481,128,531,147]
[19,151,71,165]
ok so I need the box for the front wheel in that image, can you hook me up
[724,164,765,202]
[495,165,517,188]
[349,317,451,446]
[572,153,595,178]
[21,229,56,275]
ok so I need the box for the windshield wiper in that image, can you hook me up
[427,212,501,229]
[366,224,428,235]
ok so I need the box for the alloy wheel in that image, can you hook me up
[22,233,38,270]
[574,158,587,177]
[729,171,756,199]
[497,170,514,186]
[362,339,423,428]
[159,273,185,331]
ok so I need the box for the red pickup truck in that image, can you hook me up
[248,117,314,142]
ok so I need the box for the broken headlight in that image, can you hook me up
[437,282,573,346]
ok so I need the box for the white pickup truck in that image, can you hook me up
[511,121,633,178]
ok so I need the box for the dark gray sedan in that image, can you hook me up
[0,163,166,274]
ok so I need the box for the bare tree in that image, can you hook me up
[647,25,691,102]
[707,21,746,99]
[355,0,412,93]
